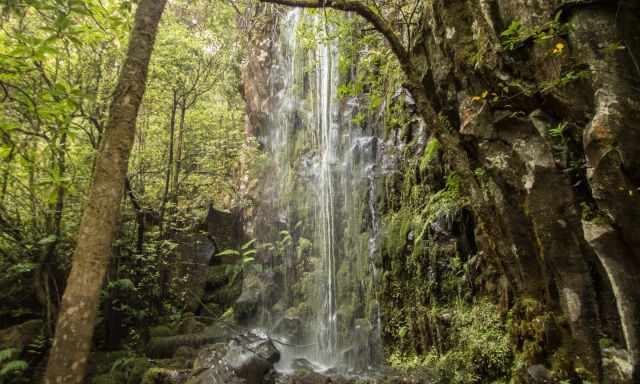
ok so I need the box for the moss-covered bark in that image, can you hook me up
[44,1,167,382]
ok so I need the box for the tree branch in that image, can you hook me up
[259,0,411,68]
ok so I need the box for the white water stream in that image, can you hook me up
[263,10,382,372]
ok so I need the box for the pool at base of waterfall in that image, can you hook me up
[246,329,429,384]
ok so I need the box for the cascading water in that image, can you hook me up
[259,10,382,372]
[315,18,339,365]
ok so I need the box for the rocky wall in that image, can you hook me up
[241,1,640,382]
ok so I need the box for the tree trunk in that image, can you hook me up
[43,1,167,383]
[125,176,145,255]
[171,100,186,211]
[39,131,68,336]
[159,90,178,231]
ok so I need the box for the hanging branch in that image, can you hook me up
[259,0,411,69]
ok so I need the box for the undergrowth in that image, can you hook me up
[388,300,512,384]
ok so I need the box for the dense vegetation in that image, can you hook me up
[0,0,257,381]
[1,0,639,383]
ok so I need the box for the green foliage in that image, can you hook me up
[0,0,258,360]
[0,349,18,365]
[141,368,173,384]
[215,249,241,257]
[500,12,570,50]
[0,0,134,326]
[540,68,592,94]
[388,301,513,384]
[108,356,152,384]
[216,237,258,265]
[423,173,463,224]
[473,167,487,178]
[549,121,568,138]
[419,138,440,176]
[107,278,136,293]
[0,348,28,384]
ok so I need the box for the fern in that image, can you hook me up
[0,359,28,377]
[215,249,241,257]
[0,349,17,364]
[549,121,568,138]
[240,239,256,250]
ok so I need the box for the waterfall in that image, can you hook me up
[315,18,339,364]
[261,10,382,372]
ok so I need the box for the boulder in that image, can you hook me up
[176,315,206,335]
[149,325,176,338]
[526,365,553,383]
[225,333,280,384]
[147,325,227,358]
[189,332,280,384]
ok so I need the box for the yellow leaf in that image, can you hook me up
[552,42,565,55]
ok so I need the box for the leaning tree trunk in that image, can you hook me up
[43,1,167,383]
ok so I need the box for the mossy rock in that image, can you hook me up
[419,137,441,177]
[146,326,227,358]
[176,314,206,334]
[149,325,176,338]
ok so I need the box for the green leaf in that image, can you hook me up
[240,238,256,250]
[0,146,13,160]
[8,262,36,274]
[0,349,19,364]
[0,360,28,377]
[37,235,57,245]
[107,278,136,292]
[215,249,240,257]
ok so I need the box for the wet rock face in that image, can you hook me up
[240,0,640,381]
[388,0,640,379]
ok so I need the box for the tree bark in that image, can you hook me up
[125,176,145,255]
[43,1,167,383]
[159,90,178,230]
[172,100,186,210]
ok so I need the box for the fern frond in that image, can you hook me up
[0,349,18,364]
[0,360,28,377]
